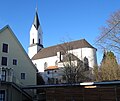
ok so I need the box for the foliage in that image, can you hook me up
[93,65,99,81]
[94,51,120,81]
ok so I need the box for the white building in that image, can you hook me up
[28,11,97,84]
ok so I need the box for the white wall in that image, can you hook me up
[33,56,57,72]
[28,25,43,59]
[29,25,43,45]
[32,47,97,73]
[70,48,97,68]
[28,45,41,59]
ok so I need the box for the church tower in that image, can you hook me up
[28,10,43,59]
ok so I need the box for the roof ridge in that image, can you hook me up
[42,39,86,49]
[32,39,96,60]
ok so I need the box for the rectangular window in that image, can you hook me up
[1,70,6,81]
[0,90,5,101]
[2,43,8,53]
[21,73,25,79]
[47,71,50,74]
[1,57,7,66]
[13,59,17,65]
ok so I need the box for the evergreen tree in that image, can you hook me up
[97,51,120,81]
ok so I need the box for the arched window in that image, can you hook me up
[44,62,47,70]
[84,57,89,70]
[33,39,34,44]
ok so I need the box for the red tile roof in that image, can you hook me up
[45,66,58,70]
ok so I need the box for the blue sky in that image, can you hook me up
[0,0,120,64]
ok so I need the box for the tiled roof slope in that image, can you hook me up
[32,39,96,60]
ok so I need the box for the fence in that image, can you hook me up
[46,85,120,101]
[22,81,120,101]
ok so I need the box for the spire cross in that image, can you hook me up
[36,0,38,13]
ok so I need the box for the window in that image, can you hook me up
[2,43,8,53]
[44,62,47,70]
[21,73,25,79]
[39,39,40,44]
[56,78,58,84]
[0,90,5,101]
[47,71,50,74]
[84,57,89,71]
[13,59,17,65]
[1,57,7,66]
[1,70,6,81]
[55,60,58,66]
[33,39,34,44]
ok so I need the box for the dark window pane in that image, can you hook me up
[47,71,50,74]
[13,59,17,65]
[33,39,34,44]
[1,70,6,81]
[0,90,5,101]
[1,57,7,66]
[21,73,25,79]
[2,43,8,53]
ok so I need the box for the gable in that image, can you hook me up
[0,25,38,71]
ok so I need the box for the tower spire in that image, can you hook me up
[28,4,43,59]
[33,11,40,30]
[33,0,40,30]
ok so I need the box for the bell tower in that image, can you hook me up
[28,10,43,59]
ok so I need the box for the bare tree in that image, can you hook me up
[59,42,91,83]
[96,10,120,54]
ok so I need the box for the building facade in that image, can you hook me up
[0,25,38,101]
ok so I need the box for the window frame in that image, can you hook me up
[47,71,50,74]
[13,59,17,65]
[55,60,58,66]
[1,57,7,66]
[39,39,40,44]
[44,62,47,70]
[2,43,8,53]
[1,70,6,81]
[33,39,34,44]
[0,90,5,101]
[21,73,26,80]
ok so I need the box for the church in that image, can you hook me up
[28,10,97,84]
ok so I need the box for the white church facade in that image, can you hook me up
[28,11,97,84]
